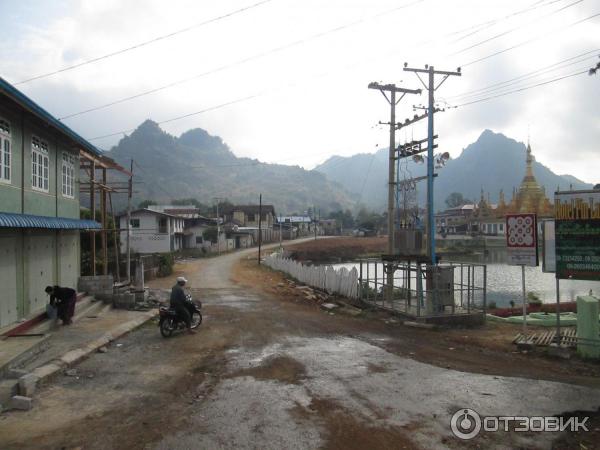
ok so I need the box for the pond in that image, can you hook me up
[333,248,600,307]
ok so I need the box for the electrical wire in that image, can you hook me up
[454,69,588,107]
[58,0,423,120]
[14,0,275,85]
[461,12,600,67]
[446,49,599,101]
[450,0,584,56]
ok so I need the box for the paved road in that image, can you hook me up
[2,243,600,449]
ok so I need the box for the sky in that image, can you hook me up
[2,0,599,182]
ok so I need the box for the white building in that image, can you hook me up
[119,209,185,254]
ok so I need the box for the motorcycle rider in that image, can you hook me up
[170,276,195,334]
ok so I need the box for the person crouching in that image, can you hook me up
[45,285,77,325]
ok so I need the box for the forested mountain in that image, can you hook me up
[104,120,355,214]
[315,129,592,211]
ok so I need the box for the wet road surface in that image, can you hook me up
[2,244,600,449]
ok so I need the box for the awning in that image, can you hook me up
[0,212,101,230]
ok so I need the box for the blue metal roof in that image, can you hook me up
[0,76,102,157]
[0,212,101,230]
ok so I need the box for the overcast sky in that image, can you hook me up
[2,0,599,182]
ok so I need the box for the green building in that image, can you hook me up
[0,77,102,329]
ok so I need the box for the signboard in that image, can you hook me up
[541,220,555,273]
[506,213,538,266]
[555,190,600,280]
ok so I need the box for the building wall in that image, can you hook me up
[0,229,80,328]
[0,101,82,328]
[0,103,80,219]
[119,212,172,254]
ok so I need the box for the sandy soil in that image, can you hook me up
[1,240,599,449]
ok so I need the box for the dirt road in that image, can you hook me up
[2,243,600,449]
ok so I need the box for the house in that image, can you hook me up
[319,218,339,235]
[222,204,278,243]
[145,205,220,250]
[277,215,313,237]
[118,209,186,254]
[0,77,106,328]
[435,204,476,235]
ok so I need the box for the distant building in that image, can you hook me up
[276,215,313,237]
[436,142,554,237]
[221,204,278,243]
[119,209,186,254]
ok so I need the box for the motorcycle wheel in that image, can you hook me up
[160,317,175,338]
[190,311,202,329]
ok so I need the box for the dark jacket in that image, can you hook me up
[170,283,187,307]
[50,286,76,306]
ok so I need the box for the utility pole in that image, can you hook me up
[368,83,421,256]
[403,65,461,264]
[258,194,262,264]
[126,159,133,283]
[213,197,224,256]
[369,82,421,302]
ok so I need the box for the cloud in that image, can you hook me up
[2,0,599,183]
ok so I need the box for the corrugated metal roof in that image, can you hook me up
[0,77,101,157]
[0,212,101,230]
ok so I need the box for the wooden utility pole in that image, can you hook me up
[90,160,96,276]
[108,192,120,282]
[368,83,421,255]
[403,65,461,264]
[258,194,262,264]
[126,159,133,283]
[101,168,108,275]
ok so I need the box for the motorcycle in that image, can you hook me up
[159,293,202,338]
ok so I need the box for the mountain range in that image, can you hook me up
[103,123,591,215]
[105,120,354,214]
[315,129,592,211]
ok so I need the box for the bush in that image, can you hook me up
[488,301,497,310]
[157,253,174,277]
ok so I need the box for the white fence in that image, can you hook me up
[263,253,359,299]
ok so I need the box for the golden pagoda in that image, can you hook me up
[505,142,553,217]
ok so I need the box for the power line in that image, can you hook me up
[461,12,600,67]
[58,0,423,120]
[454,69,588,107]
[450,0,584,56]
[14,0,275,85]
[448,0,572,44]
[446,49,599,101]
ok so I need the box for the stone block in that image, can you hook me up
[11,395,33,411]
[0,380,18,405]
[6,368,28,379]
[18,374,39,397]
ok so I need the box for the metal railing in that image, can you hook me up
[358,259,487,319]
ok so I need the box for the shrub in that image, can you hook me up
[157,253,174,277]
[527,291,542,305]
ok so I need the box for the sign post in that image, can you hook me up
[506,213,539,334]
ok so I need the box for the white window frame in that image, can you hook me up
[0,118,11,183]
[31,135,49,192]
[61,152,76,198]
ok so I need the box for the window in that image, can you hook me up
[0,119,10,182]
[62,152,76,198]
[158,217,168,233]
[31,136,49,192]
[130,219,140,228]
[195,236,203,244]
[248,213,255,222]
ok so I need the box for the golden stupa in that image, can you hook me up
[505,143,553,216]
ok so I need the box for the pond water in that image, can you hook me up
[333,248,600,308]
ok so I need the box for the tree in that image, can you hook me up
[329,209,354,228]
[202,226,219,243]
[138,199,156,209]
[445,192,466,208]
